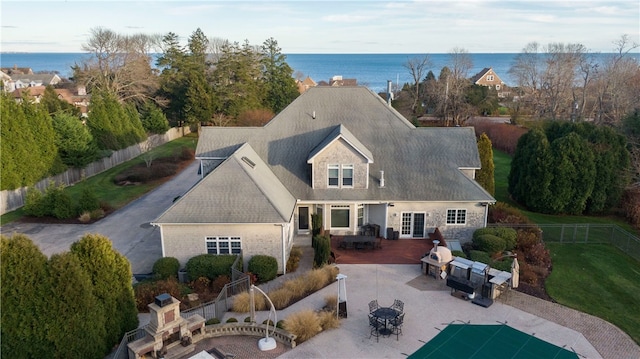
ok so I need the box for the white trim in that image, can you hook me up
[446,208,467,225]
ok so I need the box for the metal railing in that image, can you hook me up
[110,273,251,359]
[488,223,640,262]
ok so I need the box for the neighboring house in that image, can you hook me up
[2,73,62,93]
[296,76,317,93]
[328,75,357,87]
[471,67,510,98]
[12,85,90,115]
[152,86,495,273]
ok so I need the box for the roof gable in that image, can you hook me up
[307,124,373,164]
[155,143,296,224]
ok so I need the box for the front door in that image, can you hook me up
[298,206,309,232]
[401,212,425,238]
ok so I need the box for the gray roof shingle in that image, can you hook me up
[158,86,494,225]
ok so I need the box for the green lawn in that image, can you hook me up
[494,148,640,345]
[545,243,640,345]
[1,133,198,225]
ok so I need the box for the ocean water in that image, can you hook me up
[1,52,635,93]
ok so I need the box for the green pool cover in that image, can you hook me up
[408,324,579,359]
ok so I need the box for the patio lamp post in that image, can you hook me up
[336,273,348,318]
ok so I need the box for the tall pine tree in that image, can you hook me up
[476,132,495,196]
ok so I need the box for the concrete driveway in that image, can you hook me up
[0,161,201,275]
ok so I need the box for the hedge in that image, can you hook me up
[152,257,180,280]
[472,234,506,254]
[248,255,278,282]
[185,254,237,280]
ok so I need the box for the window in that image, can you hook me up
[486,75,494,81]
[331,205,350,228]
[328,165,339,187]
[357,204,364,227]
[206,236,241,254]
[496,85,501,90]
[328,164,354,188]
[342,165,353,187]
[401,212,425,237]
[446,209,466,225]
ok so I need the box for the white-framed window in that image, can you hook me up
[496,84,501,90]
[357,204,364,227]
[401,212,426,237]
[486,75,494,81]
[328,164,339,187]
[446,209,466,225]
[206,236,241,254]
[331,205,350,228]
[327,164,354,188]
[342,165,353,187]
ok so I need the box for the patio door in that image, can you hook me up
[298,206,309,232]
[401,212,425,238]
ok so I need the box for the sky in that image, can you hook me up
[1,0,639,53]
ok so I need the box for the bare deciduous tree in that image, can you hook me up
[75,27,162,104]
[403,55,431,114]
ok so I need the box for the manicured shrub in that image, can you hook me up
[90,208,105,219]
[451,250,466,259]
[472,234,506,254]
[248,255,278,283]
[244,316,252,323]
[23,187,47,217]
[262,319,275,326]
[282,310,322,343]
[152,257,180,280]
[77,186,100,213]
[474,227,517,251]
[51,188,74,219]
[491,257,514,272]
[206,318,220,325]
[185,254,237,280]
[313,235,331,267]
[276,320,285,329]
[226,317,238,323]
[469,250,492,265]
[488,202,531,224]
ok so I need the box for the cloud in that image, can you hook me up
[322,14,375,23]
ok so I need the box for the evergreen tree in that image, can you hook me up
[157,32,188,125]
[40,85,79,116]
[548,132,596,214]
[46,253,106,359]
[140,100,170,134]
[476,133,495,195]
[52,112,98,167]
[1,234,53,358]
[508,128,553,212]
[70,234,139,352]
[261,37,299,114]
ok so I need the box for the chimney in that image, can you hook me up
[387,80,392,106]
[379,170,385,188]
[433,240,440,251]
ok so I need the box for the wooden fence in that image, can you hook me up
[0,126,191,215]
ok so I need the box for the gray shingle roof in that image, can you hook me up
[154,143,296,224]
[158,86,495,224]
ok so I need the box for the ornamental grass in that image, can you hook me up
[282,310,322,343]
[318,310,340,330]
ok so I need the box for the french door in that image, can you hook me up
[401,212,425,238]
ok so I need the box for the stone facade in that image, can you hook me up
[311,138,369,189]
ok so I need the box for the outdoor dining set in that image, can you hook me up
[368,299,405,341]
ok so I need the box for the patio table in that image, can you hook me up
[372,307,400,336]
[340,235,376,249]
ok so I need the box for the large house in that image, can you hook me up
[152,86,495,273]
[471,67,510,98]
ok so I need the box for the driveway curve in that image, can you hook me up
[0,161,201,274]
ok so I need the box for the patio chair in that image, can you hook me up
[389,312,404,341]
[391,299,404,313]
[368,299,379,313]
[368,314,384,342]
